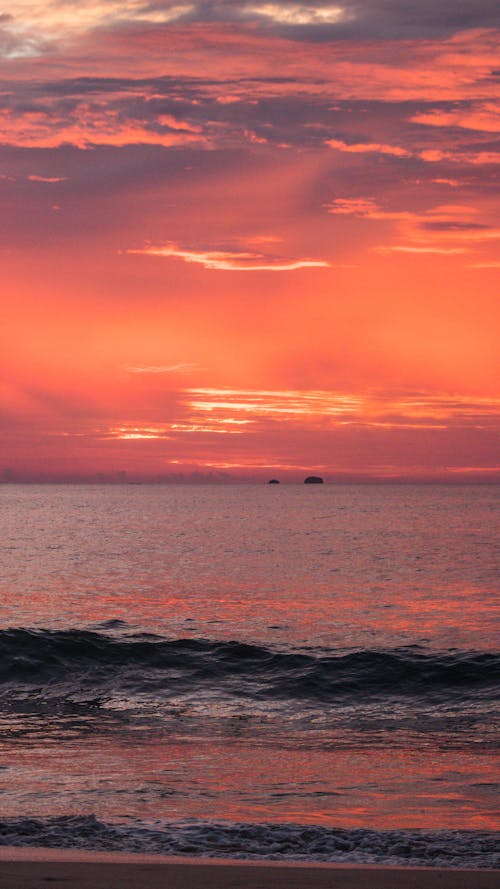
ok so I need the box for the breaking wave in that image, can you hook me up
[1,628,498,706]
[0,815,498,868]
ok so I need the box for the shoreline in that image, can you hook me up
[1,848,499,889]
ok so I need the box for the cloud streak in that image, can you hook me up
[326,198,500,259]
[124,363,199,373]
[326,138,411,157]
[127,242,330,270]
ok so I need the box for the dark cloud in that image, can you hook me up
[5,71,495,158]
[328,0,500,38]
[36,75,206,99]
[421,221,493,232]
[141,1,500,38]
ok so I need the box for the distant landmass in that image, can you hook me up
[268,479,280,484]
[304,476,324,484]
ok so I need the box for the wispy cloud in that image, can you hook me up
[326,198,500,257]
[466,261,500,268]
[124,363,199,374]
[127,242,330,271]
[326,138,411,158]
[432,178,460,187]
[326,136,500,166]
[106,425,174,440]
[375,245,470,255]
[185,387,364,418]
[181,387,500,431]
[326,197,413,220]
[27,174,68,183]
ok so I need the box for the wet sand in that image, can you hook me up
[0,848,498,888]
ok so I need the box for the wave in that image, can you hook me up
[1,629,498,707]
[0,815,498,868]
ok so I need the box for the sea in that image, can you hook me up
[0,484,498,868]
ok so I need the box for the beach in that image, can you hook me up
[1,849,499,889]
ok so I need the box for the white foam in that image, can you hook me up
[0,817,498,869]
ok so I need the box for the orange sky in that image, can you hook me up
[1,2,499,481]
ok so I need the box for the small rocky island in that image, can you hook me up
[268,479,280,484]
[304,476,324,484]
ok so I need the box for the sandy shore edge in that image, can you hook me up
[0,848,499,888]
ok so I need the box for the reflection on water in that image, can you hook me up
[1,725,498,829]
[0,484,498,839]
[0,484,498,650]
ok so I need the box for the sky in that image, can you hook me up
[1,1,499,482]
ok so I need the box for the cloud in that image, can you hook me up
[420,220,494,232]
[326,138,411,157]
[466,260,500,268]
[2,24,498,164]
[326,197,500,257]
[327,198,475,227]
[326,197,413,220]
[4,2,499,56]
[124,363,199,373]
[432,178,460,186]
[0,105,208,150]
[27,174,68,182]
[2,373,498,479]
[105,425,175,440]
[182,386,500,429]
[2,3,196,58]
[246,4,347,26]
[326,197,380,215]
[375,245,470,255]
[2,5,499,484]
[326,135,500,166]
[410,101,500,133]
[127,242,330,270]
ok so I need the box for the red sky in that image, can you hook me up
[1,1,499,481]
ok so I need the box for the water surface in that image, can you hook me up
[0,484,498,865]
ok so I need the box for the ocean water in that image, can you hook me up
[0,484,498,867]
